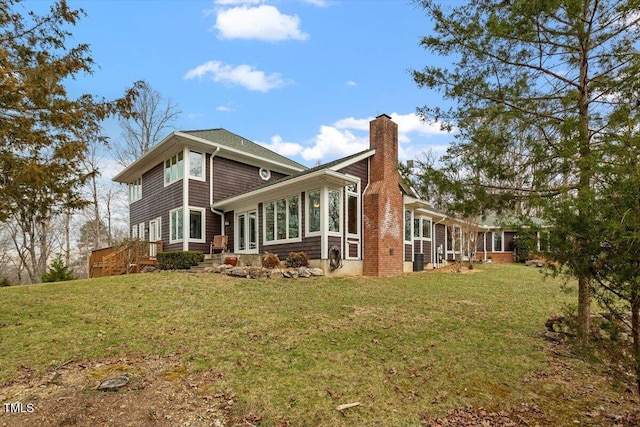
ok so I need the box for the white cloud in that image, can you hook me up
[346,80,357,87]
[215,105,235,112]
[301,126,369,161]
[184,60,286,92]
[302,0,329,6]
[259,135,304,157]
[213,5,309,41]
[299,112,452,163]
[214,0,263,4]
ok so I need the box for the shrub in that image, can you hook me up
[157,251,204,270]
[0,277,11,287]
[262,252,281,269]
[42,254,74,282]
[285,251,310,268]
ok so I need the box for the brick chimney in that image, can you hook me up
[362,114,404,276]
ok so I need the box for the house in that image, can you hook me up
[108,114,531,277]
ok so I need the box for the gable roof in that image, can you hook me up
[182,128,306,171]
[113,127,306,183]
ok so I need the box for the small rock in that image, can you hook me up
[309,268,324,276]
[297,267,311,278]
[269,269,284,279]
[96,375,129,391]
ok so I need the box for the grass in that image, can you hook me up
[0,264,626,425]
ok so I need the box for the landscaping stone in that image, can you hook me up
[229,268,250,278]
[297,267,311,278]
[309,268,324,276]
[269,269,284,279]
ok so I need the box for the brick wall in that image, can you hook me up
[362,114,404,276]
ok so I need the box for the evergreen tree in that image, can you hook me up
[413,0,640,344]
[41,254,74,282]
[0,0,140,282]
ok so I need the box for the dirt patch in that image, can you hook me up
[0,355,230,427]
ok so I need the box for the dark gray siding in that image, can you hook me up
[434,223,446,261]
[130,161,183,250]
[423,240,432,264]
[404,244,412,262]
[213,156,287,203]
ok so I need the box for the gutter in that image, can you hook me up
[208,147,225,236]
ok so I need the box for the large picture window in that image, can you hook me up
[308,190,321,234]
[170,208,184,242]
[405,210,412,242]
[164,151,184,185]
[264,195,300,243]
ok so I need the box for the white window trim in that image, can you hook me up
[327,188,342,236]
[131,225,138,239]
[149,217,162,242]
[346,183,360,238]
[139,222,145,241]
[421,217,432,241]
[404,209,413,243]
[306,189,322,237]
[188,206,206,243]
[263,195,302,245]
[188,150,206,182]
[169,207,184,243]
[164,151,185,187]
[129,177,142,203]
[493,231,504,252]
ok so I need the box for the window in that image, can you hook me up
[328,189,341,233]
[259,168,271,181]
[493,231,503,252]
[405,210,412,242]
[346,184,359,236]
[139,223,145,240]
[170,208,184,242]
[288,196,299,239]
[413,218,420,238]
[189,151,203,179]
[422,218,431,239]
[189,209,204,240]
[165,151,184,185]
[129,178,142,202]
[264,195,300,243]
[308,190,321,234]
[131,225,138,239]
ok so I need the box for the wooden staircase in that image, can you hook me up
[89,241,163,278]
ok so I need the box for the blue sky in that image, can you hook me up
[26,0,452,175]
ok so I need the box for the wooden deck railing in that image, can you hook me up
[89,241,163,277]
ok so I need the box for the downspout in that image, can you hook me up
[209,147,224,236]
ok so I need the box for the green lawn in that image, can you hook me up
[0,264,628,425]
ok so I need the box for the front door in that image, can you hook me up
[236,210,258,254]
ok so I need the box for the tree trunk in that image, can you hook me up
[577,275,591,344]
[631,288,640,394]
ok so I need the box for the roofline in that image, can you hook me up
[212,169,358,210]
[112,131,178,182]
[175,132,306,173]
[112,131,306,183]
[327,149,375,171]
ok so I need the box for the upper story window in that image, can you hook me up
[129,177,142,203]
[164,151,184,185]
[259,168,271,181]
[189,151,204,179]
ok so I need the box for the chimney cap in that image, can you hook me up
[376,113,392,120]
